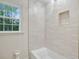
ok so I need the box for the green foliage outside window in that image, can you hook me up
[0,3,20,31]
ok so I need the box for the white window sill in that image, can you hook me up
[0,31,24,34]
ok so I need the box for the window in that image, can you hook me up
[0,3,20,32]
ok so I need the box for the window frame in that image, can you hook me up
[0,2,22,33]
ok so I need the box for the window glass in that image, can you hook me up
[0,25,3,31]
[0,18,3,24]
[4,25,12,31]
[13,25,19,31]
[0,3,20,32]
[4,18,12,24]
[0,3,5,16]
[13,19,19,24]
[5,5,12,17]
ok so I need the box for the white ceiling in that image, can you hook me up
[29,0,57,6]
[30,0,52,4]
[36,0,57,3]
[38,0,50,3]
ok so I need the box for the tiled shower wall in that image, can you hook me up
[29,0,46,50]
[46,0,79,59]
[29,0,78,59]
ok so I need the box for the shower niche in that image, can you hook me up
[59,10,70,25]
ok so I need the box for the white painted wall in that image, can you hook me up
[0,0,28,59]
[46,0,79,59]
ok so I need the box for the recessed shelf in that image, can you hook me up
[59,10,70,25]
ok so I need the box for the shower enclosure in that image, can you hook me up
[29,0,78,59]
[29,0,56,50]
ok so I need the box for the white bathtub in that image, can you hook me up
[31,48,68,59]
